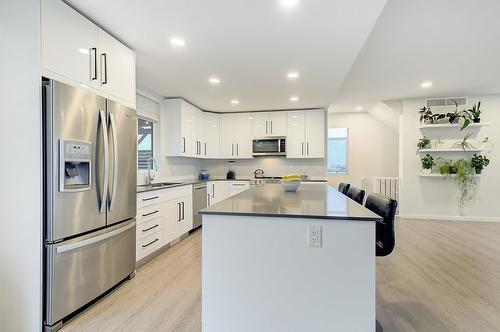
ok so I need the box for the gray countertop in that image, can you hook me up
[136,177,327,193]
[199,183,382,221]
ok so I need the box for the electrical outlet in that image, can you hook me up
[308,225,322,248]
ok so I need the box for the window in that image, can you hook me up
[137,118,153,169]
[327,128,348,174]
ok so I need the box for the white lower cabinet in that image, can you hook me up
[207,181,250,206]
[228,181,250,197]
[136,185,193,262]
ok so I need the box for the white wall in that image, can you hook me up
[202,158,326,179]
[0,0,42,330]
[327,105,399,192]
[136,92,201,184]
[399,95,500,221]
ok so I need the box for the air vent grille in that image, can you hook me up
[426,97,467,108]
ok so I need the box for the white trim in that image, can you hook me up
[399,214,500,223]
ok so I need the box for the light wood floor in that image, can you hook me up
[62,219,500,332]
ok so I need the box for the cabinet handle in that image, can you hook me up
[266,121,268,134]
[207,193,210,206]
[236,144,239,156]
[270,121,273,134]
[100,53,107,85]
[90,47,97,80]
[182,137,186,153]
[142,238,159,248]
[142,196,159,202]
[204,142,207,155]
[212,184,215,198]
[231,143,234,156]
[142,224,159,232]
[307,142,309,156]
[231,183,246,186]
[142,210,159,217]
[177,203,181,221]
[181,201,185,220]
[301,142,304,156]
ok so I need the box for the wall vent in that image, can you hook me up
[426,97,467,108]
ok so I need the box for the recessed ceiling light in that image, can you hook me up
[287,71,300,80]
[280,0,299,8]
[290,96,299,102]
[231,99,239,105]
[209,77,220,85]
[421,81,433,88]
[170,37,186,47]
[355,106,363,111]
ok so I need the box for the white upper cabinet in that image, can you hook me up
[286,110,325,158]
[41,0,136,107]
[202,112,220,158]
[41,0,98,88]
[251,112,287,137]
[163,98,203,158]
[219,113,253,159]
[97,29,136,105]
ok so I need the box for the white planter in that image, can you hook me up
[422,168,432,174]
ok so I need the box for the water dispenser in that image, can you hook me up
[59,139,92,192]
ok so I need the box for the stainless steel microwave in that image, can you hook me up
[252,137,286,156]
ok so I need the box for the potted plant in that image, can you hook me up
[438,159,457,175]
[451,132,475,151]
[460,101,481,131]
[480,137,494,152]
[417,137,431,149]
[419,106,433,123]
[454,159,476,213]
[471,153,490,174]
[420,154,435,174]
[446,99,461,124]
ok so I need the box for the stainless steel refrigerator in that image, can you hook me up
[43,79,137,331]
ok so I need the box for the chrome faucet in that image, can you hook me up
[146,157,158,185]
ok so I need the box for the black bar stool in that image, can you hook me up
[337,182,350,195]
[346,187,365,204]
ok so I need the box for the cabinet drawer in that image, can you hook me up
[137,206,161,225]
[137,192,164,208]
[137,185,193,209]
[136,217,162,240]
[136,230,162,261]
[228,181,250,189]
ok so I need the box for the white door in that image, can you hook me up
[203,112,220,158]
[178,195,193,235]
[164,199,181,244]
[194,108,204,157]
[180,103,197,157]
[305,110,325,158]
[235,113,253,158]
[252,112,270,138]
[210,182,229,204]
[41,0,99,87]
[269,112,288,136]
[286,111,306,158]
[219,114,236,158]
[97,29,136,105]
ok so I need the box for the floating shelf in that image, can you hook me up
[419,122,491,129]
[418,148,488,153]
[418,173,481,178]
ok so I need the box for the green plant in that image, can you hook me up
[438,159,457,175]
[481,137,494,152]
[421,154,435,169]
[446,99,462,124]
[454,159,476,213]
[417,137,431,149]
[471,153,490,173]
[419,106,433,123]
[460,101,482,130]
[451,132,475,151]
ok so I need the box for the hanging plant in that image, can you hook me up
[453,159,476,214]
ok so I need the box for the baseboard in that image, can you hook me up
[399,214,500,223]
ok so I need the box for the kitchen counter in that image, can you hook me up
[202,182,378,332]
[200,183,381,221]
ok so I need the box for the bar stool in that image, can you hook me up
[346,187,365,204]
[337,182,350,195]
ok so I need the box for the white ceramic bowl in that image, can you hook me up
[281,180,301,192]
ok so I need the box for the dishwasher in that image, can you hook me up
[193,183,207,229]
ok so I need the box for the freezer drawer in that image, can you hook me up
[45,220,136,326]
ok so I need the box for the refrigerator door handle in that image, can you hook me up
[109,112,118,211]
[99,110,109,214]
[56,221,135,254]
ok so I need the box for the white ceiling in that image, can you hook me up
[331,0,500,113]
[65,0,387,112]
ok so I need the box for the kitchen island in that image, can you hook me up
[200,183,382,332]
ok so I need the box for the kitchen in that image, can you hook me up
[3,0,500,332]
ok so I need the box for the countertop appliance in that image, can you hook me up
[252,137,286,157]
[254,169,264,178]
[43,79,137,331]
[226,161,236,180]
[193,183,208,229]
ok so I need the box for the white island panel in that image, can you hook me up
[202,214,375,332]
